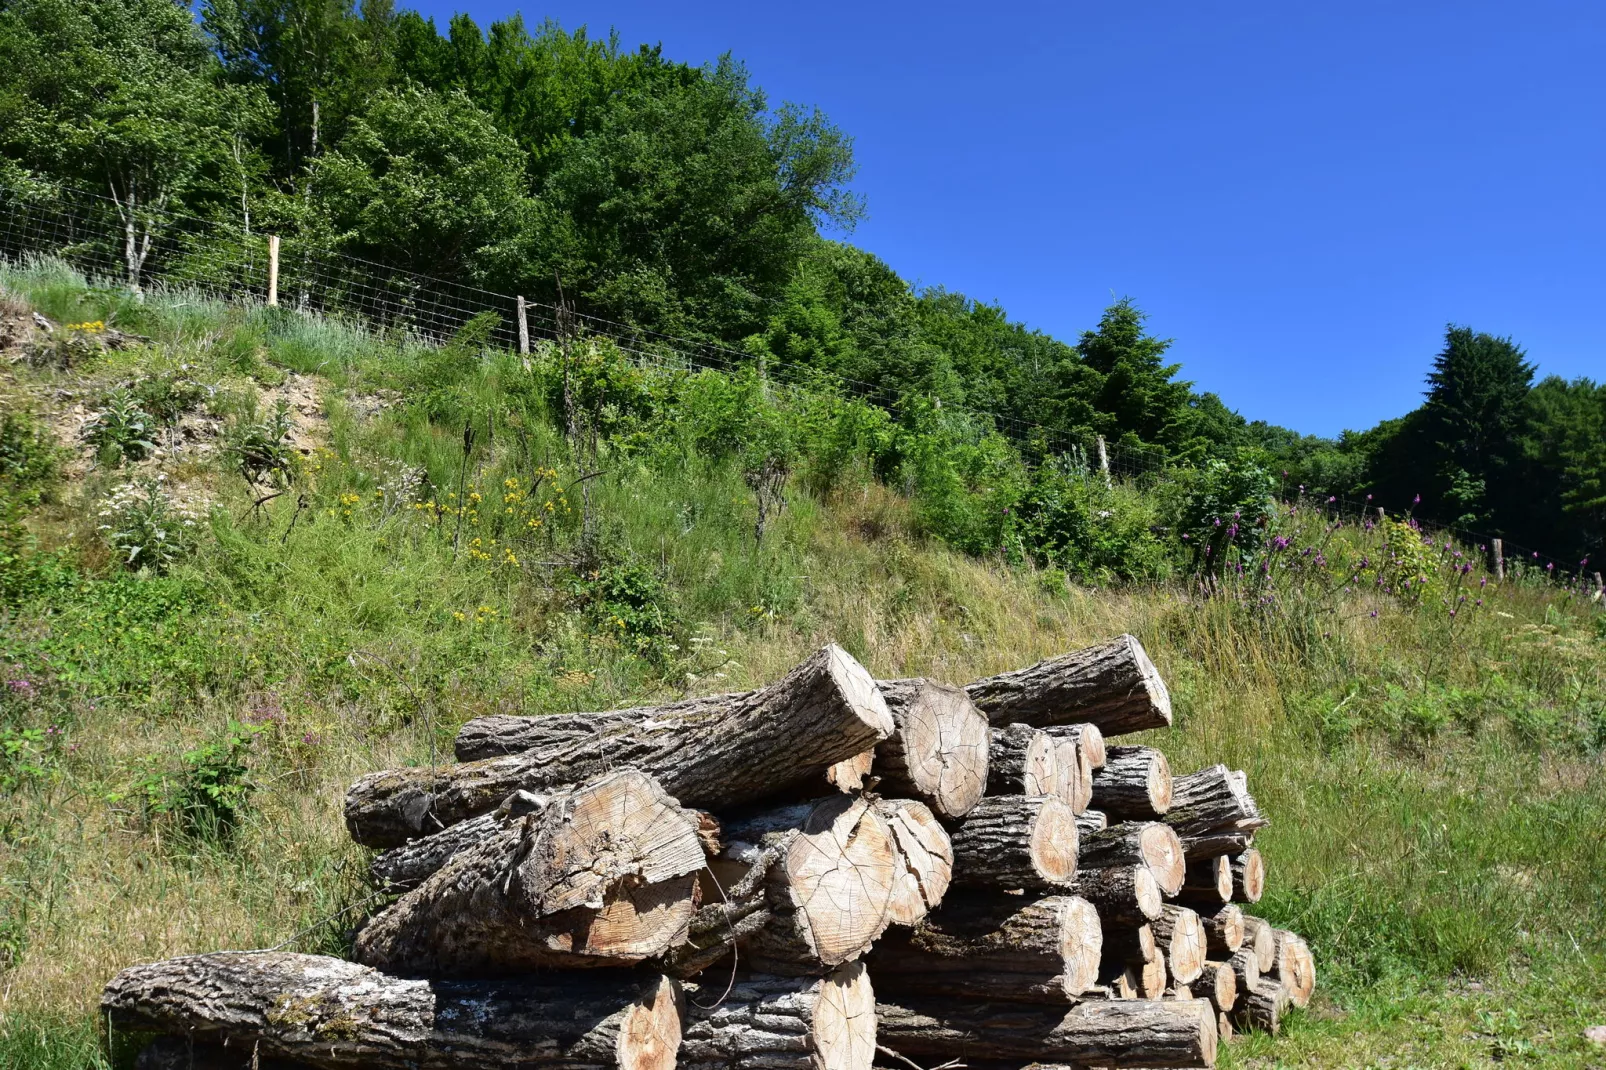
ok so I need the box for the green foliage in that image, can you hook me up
[1173,453,1278,575]
[223,400,296,488]
[131,722,258,842]
[96,478,201,573]
[130,372,205,428]
[564,558,680,664]
[83,388,157,467]
[0,409,61,506]
[1015,457,1169,582]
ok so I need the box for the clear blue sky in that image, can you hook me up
[409,0,1604,437]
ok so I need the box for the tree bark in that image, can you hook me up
[355,770,706,975]
[1067,865,1162,928]
[1176,854,1231,907]
[680,963,875,1070]
[1198,903,1244,958]
[873,996,1217,1069]
[369,790,553,892]
[1232,848,1265,904]
[133,1036,312,1070]
[1227,945,1261,998]
[1163,766,1268,857]
[874,799,952,928]
[985,723,1059,797]
[1241,915,1276,974]
[1195,961,1238,1015]
[964,634,1172,737]
[102,953,683,1070]
[1046,728,1092,813]
[1234,978,1289,1034]
[1078,821,1185,897]
[949,794,1079,890]
[349,644,894,848]
[1150,906,1205,986]
[868,893,1102,1003]
[1042,722,1106,770]
[1089,746,1172,819]
[873,678,990,820]
[1075,809,1107,838]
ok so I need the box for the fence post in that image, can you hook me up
[1376,506,1385,524]
[266,235,280,307]
[1095,435,1111,488]
[1492,538,1504,582]
[1594,572,1603,602]
[516,295,529,356]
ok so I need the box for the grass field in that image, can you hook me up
[2,261,1604,1069]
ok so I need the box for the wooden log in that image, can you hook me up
[873,799,952,927]
[1090,746,1172,819]
[1151,906,1206,986]
[868,893,1103,1003]
[1043,722,1106,770]
[680,962,875,1070]
[964,634,1173,737]
[1046,727,1093,813]
[349,644,894,848]
[133,1037,311,1070]
[1075,809,1108,837]
[1217,1010,1234,1042]
[825,749,875,793]
[1272,930,1316,1008]
[1232,848,1265,904]
[1199,903,1245,957]
[949,794,1078,890]
[1195,961,1238,1014]
[1227,944,1261,997]
[102,952,683,1070]
[1135,951,1166,998]
[1102,923,1157,966]
[1097,963,1139,1000]
[1177,854,1232,907]
[369,789,552,892]
[1068,864,1163,927]
[873,678,990,820]
[1164,766,1268,857]
[873,996,1218,1069]
[986,723,1059,797]
[354,770,706,975]
[1166,983,1193,1001]
[1078,821,1185,897]
[1234,977,1289,1034]
[1241,915,1276,974]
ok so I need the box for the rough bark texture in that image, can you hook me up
[874,799,953,927]
[949,794,1078,890]
[1178,854,1232,907]
[1163,766,1268,858]
[1043,722,1106,770]
[1075,809,1108,838]
[1232,848,1265,904]
[1089,746,1172,819]
[133,1037,312,1070]
[1151,906,1206,986]
[964,635,1173,737]
[354,770,706,975]
[1199,904,1245,957]
[1228,946,1261,998]
[369,790,551,892]
[1078,822,1185,897]
[986,723,1059,797]
[680,963,875,1070]
[873,679,990,821]
[102,953,684,1070]
[1068,865,1163,928]
[1234,978,1289,1035]
[868,893,1102,1003]
[348,644,894,847]
[873,996,1217,1069]
[1195,961,1238,1015]
[1241,916,1276,974]
[1047,729,1093,813]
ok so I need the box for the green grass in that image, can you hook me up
[2,262,1604,1069]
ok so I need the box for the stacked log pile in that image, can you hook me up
[103,635,1313,1070]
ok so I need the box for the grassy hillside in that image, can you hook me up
[1,260,1604,1069]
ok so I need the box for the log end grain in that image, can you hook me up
[876,679,990,820]
[1233,848,1266,904]
[876,799,954,928]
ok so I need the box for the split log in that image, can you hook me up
[986,723,1059,797]
[1232,848,1266,904]
[1241,915,1276,974]
[1164,766,1268,857]
[1078,821,1185,897]
[1068,865,1162,927]
[1199,903,1245,957]
[1234,978,1289,1034]
[1043,722,1106,770]
[1151,906,1206,986]
[873,678,990,820]
[825,750,876,793]
[1195,961,1238,1015]
[873,996,1218,1069]
[873,798,953,927]
[1102,923,1157,966]
[1134,951,1166,998]
[964,634,1173,737]
[1272,930,1316,1008]
[1166,983,1193,1001]
[680,963,875,1070]
[355,770,706,975]
[949,794,1078,890]
[102,952,683,1070]
[869,893,1103,1003]
[1217,1011,1234,1042]
[1075,809,1107,837]
[1176,854,1232,907]
[369,789,550,892]
[1097,963,1139,1000]
[349,644,894,847]
[1090,746,1172,819]
[1046,727,1093,813]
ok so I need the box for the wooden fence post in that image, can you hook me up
[1095,435,1111,488]
[266,235,280,307]
[1491,538,1504,582]
[516,295,529,356]
[1375,506,1385,524]
[1594,572,1603,601]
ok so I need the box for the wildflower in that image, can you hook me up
[1413,494,1420,505]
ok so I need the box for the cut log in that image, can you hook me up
[1199,903,1245,957]
[874,799,953,927]
[964,634,1173,737]
[986,723,1059,797]
[1232,848,1266,904]
[1075,809,1108,838]
[1166,983,1193,1001]
[873,996,1217,1069]
[1272,930,1316,1008]
[102,952,683,1070]
[1068,865,1163,927]
[1151,906,1206,986]
[1043,722,1106,770]
[1078,821,1185,897]
[133,1037,311,1070]
[1097,963,1139,1000]
[826,749,875,793]
[1102,923,1157,966]
[1163,766,1268,858]
[1217,1011,1234,1042]
[1090,746,1172,819]
[1195,961,1238,1014]
[868,893,1103,1003]
[354,770,706,975]
[873,678,990,820]
[1234,977,1289,1034]
[1241,915,1276,974]
[369,789,551,892]
[949,794,1078,890]
[1227,945,1261,997]
[1046,728,1093,813]
[680,962,875,1070]
[1177,854,1232,907]
[1135,951,1166,998]
[349,644,894,847]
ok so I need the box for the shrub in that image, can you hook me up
[132,372,206,427]
[1172,453,1278,576]
[132,723,258,843]
[83,388,157,467]
[96,477,201,572]
[224,400,296,488]
[1016,456,1170,582]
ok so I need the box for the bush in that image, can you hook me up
[1015,457,1170,582]
[83,388,157,467]
[96,477,201,572]
[1172,453,1277,576]
[132,723,258,843]
[0,409,62,505]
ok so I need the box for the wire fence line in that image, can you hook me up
[1,178,1596,588]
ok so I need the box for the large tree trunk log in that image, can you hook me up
[1234,978,1289,1034]
[873,997,1217,1069]
[133,1037,312,1070]
[369,790,552,892]
[1078,822,1185,897]
[680,963,875,1070]
[102,953,683,1070]
[986,723,1059,797]
[1089,746,1172,819]
[868,893,1102,1003]
[355,770,706,975]
[1271,930,1315,1008]
[1240,915,1276,974]
[1163,766,1268,857]
[873,679,990,820]
[349,645,894,848]
[949,794,1078,890]
[1150,906,1206,986]
[1199,903,1245,957]
[1176,854,1232,908]
[1195,961,1238,1015]
[964,635,1173,737]
[1043,722,1106,770]
[1076,809,1108,837]
[874,799,952,927]
[1232,848,1265,904]
[1068,865,1163,928]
